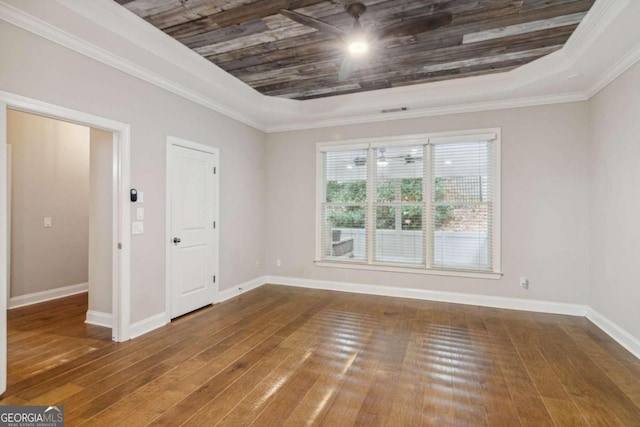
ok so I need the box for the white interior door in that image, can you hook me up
[169,141,217,318]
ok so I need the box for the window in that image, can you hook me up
[316,130,501,278]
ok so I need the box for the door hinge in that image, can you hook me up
[213,221,216,229]
[213,166,216,174]
[118,242,122,250]
[213,275,216,284]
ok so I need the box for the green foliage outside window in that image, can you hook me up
[327,180,366,228]
[326,177,452,230]
[326,180,366,203]
[434,177,453,227]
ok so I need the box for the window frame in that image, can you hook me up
[315,128,502,279]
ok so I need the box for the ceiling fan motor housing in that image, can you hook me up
[346,3,367,18]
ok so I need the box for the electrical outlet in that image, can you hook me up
[276,259,281,267]
[520,277,529,289]
[256,259,261,269]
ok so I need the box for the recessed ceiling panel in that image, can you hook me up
[115,0,595,100]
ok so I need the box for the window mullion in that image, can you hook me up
[366,147,375,265]
[423,143,432,269]
[392,179,400,231]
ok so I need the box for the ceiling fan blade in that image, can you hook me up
[338,57,356,81]
[374,12,453,40]
[280,9,347,40]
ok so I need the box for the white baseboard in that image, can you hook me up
[586,307,640,360]
[85,310,112,328]
[128,312,169,339]
[265,275,587,316]
[125,276,267,340]
[8,282,88,309]
[218,275,267,303]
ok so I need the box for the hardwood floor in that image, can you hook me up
[3,285,640,426]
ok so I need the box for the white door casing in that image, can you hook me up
[0,91,131,396]
[166,137,218,319]
[0,102,7,394]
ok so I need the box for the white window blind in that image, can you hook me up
[320,148,368,261]
[317,131,499,276]
[430,140,494,271]
[373,145,425,265]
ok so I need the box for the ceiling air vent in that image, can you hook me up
[381,107,408,114]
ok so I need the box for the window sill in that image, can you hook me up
[315,260,503,280]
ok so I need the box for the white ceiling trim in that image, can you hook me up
[561,0,629,60]
[0,0,267,130]
[0,0,638,133]
[265,92,589,133]
[54,0,262,100]
[586,40,640,99]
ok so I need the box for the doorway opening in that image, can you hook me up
[7,111,112,318]
[0,92,131,395]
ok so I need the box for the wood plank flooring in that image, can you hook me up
[3,285,640,426]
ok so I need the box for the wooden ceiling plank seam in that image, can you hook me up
[144,0,249,30]
[121,0,181,19]
[288,59,534,99]
[462,11,588,44]
[180,19,271,49]
[206,32,331,63]
[420,45,562,73]
[195,24,318,56]
[162,0,328,38]
[416,0,594,43]
[291,65,521,99]
[519,0,587,13]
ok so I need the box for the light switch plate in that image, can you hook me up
[137,191,144,203]
[44,217,52,228]
[132,221,144,235]
[136,207,144,220]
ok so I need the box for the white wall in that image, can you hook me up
[8,109,90,297]
[89,128,113,315]
[588,61,640,342]
[0,20,267,323]
[266,102,591,304]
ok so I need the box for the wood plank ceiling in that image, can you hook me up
[115,0,595,100]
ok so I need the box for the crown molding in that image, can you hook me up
[0,0,638,133]
[0,0,267,131]
[265,92,588,133]
[562,0,630,60]
[586,41,640,99]
[54,0,262,100]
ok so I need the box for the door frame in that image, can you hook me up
[165,135,219,322]
[0,90,132,393]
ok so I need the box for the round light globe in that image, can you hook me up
[348,41,368,55]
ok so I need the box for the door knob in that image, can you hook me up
[173,237,181,244]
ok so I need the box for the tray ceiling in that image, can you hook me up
[116,0,594,100]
